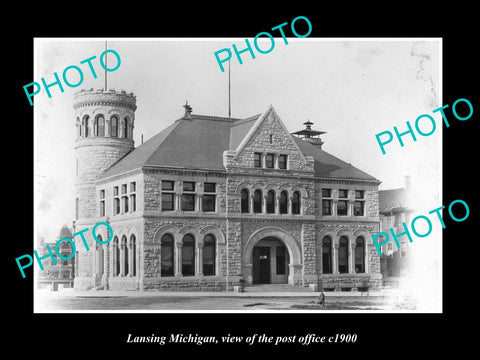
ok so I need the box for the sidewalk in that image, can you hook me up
[36,288,396,298]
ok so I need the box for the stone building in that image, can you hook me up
[379,178,413,281]
[72,88,382,292]
[37,225,75,290]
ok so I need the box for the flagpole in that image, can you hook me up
[104,40,108,90]
[228,59,231,119]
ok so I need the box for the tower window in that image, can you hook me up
[110,116,118,137]
[99,189,105,217]
[95,115,105,137]
[83,115,89,137]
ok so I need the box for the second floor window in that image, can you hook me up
[182,182,196,211]
[202,182,216,212]
[162,180,175,211]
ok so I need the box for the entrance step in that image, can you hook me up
[243,284,314,293]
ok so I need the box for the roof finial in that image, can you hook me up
[183,101,193,114]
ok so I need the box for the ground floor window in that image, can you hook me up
[203,235,216,276]
[161,234,174,277]
[338,236,349,273]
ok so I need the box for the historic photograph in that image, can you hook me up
[33,38,441,312]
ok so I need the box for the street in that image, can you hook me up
[34,290,398,311]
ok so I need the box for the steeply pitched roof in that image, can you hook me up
[99,108,378,182]
[379,188,407,212]
[293,137,378,180]
[100,113,259,179]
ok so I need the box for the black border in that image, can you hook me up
[7,5,477,354]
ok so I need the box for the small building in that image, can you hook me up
[379,178,413,285]
[37,225,75,290]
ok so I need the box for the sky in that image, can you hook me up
[34,38,441,242]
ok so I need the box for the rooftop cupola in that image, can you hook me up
[291,120,326,149]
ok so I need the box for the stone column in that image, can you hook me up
[333,243,339,274]
[102,243,109,288]
[348,200,355,216]
[128,241,134,276]
[249,194,254,213]
[120,242,125,276]
[275,195,280,215]
[175,241,183,277]
[196,194,201,212]
[349,242,357,274]
[318,242,323,275]
[196,242,204,277]
[332,199,338,216]
[262,194,267,214]
[175,193,181,211]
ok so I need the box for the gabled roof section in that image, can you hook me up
[293,137,379,181]
[379,188,408,212]
[229,113,262,150]
[233,105,308,164]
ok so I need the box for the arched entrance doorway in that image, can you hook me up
[252,237,290,284]
[244,227,302,286]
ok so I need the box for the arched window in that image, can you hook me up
[83,115,90,137]
[355,236,365,273]
[95,115,105,137]
[266,190,275,214]
[110,116,118,137]
[121,118,128,138]
[203,234,216,276]
[125,117,130,138]
[130,234,136,276]
[241,189,249,213]
[253,189,262,213]
[292,191,301,214]
[77,117,82,137]
[279,191,288,214]
[112,236,119,277]
[122,235,128,276]
[182,234,195,276]
[322,237,332,274]
[338,236,349,274]
[161,234,174,277]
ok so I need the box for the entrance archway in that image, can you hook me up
[244,227,302,286]
[252,237,290,284]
